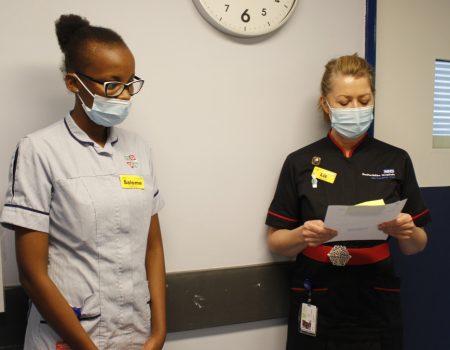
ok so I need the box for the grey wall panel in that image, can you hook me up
[166,262,291,332]
[0,262,292,347]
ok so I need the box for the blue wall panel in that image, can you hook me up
[390,186,450,349]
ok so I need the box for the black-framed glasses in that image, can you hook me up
[76,71,144,97]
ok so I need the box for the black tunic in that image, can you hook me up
[266,132,430,348]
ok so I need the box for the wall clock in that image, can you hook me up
[193,0,298,38]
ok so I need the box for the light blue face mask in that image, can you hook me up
[74,74,132,127]
[327,101,374,139]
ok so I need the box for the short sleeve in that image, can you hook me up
[145,143,164,216]
[0,137,52,233]
[401,153,431,227]
[265,155,301,230]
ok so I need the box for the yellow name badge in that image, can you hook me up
[120,175,145,189]
[312,166,337,184]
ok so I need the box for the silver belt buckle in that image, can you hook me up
[327,245,352,266]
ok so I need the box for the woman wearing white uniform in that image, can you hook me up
[0,14,166,350]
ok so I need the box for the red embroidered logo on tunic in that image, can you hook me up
[124,154,139,168]
[56,342,72,350]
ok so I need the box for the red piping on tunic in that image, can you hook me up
[374,287,400,292]
[412,209,429,221]
[267,211,299,223]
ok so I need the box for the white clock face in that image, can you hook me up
[193,0,298,38]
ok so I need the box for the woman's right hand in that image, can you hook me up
[301,220,337,247]
[268,220,337,257]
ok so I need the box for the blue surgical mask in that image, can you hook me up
[327,101,374,139]
[74,74,132,127]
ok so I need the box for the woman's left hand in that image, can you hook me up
[378,213,415,240]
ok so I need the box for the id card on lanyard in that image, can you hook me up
[299,279,318,336]
[299,303,318,336]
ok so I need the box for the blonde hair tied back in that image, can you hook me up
[319,54,375,121]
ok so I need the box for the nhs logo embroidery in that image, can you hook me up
[361,169,396,180]
[380,168,396,179]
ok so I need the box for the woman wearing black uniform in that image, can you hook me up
[266,54,430,350]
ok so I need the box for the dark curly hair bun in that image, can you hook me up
[55,14,126,72]
[55,14,90,53]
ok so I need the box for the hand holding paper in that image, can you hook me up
[324,199,407,242]
[302,220,337,247]
[378,212,417,240]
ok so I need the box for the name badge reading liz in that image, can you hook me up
[312,166,337,184]
[299,303,318,336]
[120,175,145,189]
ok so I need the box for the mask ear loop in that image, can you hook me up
[324,99,333,119]
[73,73,95,98]
[73,73,99,112]
[70,74,94,112]
[76,93,91,112]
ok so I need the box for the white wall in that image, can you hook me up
[165,319,286,350]
[0,0,365,348]
[375,0,450,187]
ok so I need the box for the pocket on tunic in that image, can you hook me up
[133,280,152,339]
[371,286,402,326]
[39,293,101,323]
[77,292,101,322]
[38,292,101,344]
[353,271,401,327]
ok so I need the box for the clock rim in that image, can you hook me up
[192,0,298,38]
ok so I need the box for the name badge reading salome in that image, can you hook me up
[120,175,145,189]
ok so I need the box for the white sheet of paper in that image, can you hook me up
[324,199,407,242]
